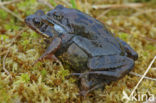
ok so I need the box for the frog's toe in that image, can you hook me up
[130,51,138,60]
[117,38,138,60]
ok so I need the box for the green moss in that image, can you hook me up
[41,69,47,78]
[4,20,19,31]
[118,33,128,41]
[0,0,156,103]
[30,32,39,38]
[145,45,156,51]
[0,9,8,19]
[0,78,18,103]
[20,40,30,50]
[0,35,9,41]
[16,0,38,15]
[49,0,57,7]
[70,0,77,9]
[21,73,30,83]
[58,69,69,80]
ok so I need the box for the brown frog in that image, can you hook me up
[25,5,138,95]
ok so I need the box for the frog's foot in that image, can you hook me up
[33,54,59,65]
[80,82,107,96]
[32,37,61,65]
[87,55,134,81]
[73,72,108,96]
[70,73,109,96]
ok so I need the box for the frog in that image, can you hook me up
[25,5,138,96]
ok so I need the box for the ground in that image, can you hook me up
[0,0,156,103]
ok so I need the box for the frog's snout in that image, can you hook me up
[25,16,31,25]
[25,15,36,25]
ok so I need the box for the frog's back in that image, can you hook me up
[56,6,123,54]
[70,9,123,53]
[77,11,119,42]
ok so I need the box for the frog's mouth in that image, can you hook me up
[25,18,54,37]
[27,24,49,37]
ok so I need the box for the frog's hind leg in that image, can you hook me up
[117,38,138,60]
[71,55,134,95]
[78,55,134,95]
[87,55,134,81]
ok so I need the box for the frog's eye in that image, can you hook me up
[53,12,63,21]
[33,18,42,26]
[53,15,62,21]
[57,15,62,20]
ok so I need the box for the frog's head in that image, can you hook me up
[25,10,53,37]
[42,5,84,34]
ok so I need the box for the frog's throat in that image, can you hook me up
[41,16,69,33]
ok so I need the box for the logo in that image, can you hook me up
[122,90,155,102]
[122,56,156,103]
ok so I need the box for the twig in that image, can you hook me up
[84,0,89,14]
[126,56,156,103]
[0,50,9,56]
[3,50,10,76]
[0,0,20,5]
[104,22,156,43]
[92,3,144,9]
[55,0,71,7]
[130,71,156,81]
[96,9,111,19]
[133,9,156,17]
[2,28,28,77]
[0,5,24,22]
[104,23,131,34]
[38,0,53,9]
[141,36,156,43]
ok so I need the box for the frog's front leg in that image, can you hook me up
[33,37,61,64]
